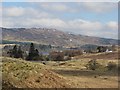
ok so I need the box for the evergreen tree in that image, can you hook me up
[27,43,34,60]
[29,43,35,54]
[33,49,40,60]
[12,45,18,58]
[26,43,40,60]
[35,49,39,57]
[8,45,24,58]
[17,46,23,58]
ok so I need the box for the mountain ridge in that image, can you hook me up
[2,27,118,46]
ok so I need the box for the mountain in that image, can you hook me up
[2,27,118,46]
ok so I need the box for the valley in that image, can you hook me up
[1,27,119,89]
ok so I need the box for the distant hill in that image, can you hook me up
[2,27,118,46]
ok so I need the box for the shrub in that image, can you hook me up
[49,51,64,61]
[97,46,107,52]
[85,59,101,70]
[107,62,117,71]
[64,50,83,57]
[64,56,71,60]
[43,56,50,61]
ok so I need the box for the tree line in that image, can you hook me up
[7,45,23,58]
[8,43,41,60]
[7,43,83,61]
[7,43,117,61]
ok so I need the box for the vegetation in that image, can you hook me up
[7,45,23,58]
[107,62,117,71]
[64,50,83,57]
[17,46,23,58]
[49,51,64,61]
[97,46,107,52]
[2,45,118,88]
[2,28,119,88]
[2,40,31,44]
[2,57,70,88]
[50,58,118,88]
[39,44,52,51]
[26,43,40,60]
[85,59,102,70]
[49,50,83,61]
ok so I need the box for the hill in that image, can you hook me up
[2,27,118,46]
[2,57,71,89]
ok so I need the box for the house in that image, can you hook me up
[106,49,113,53]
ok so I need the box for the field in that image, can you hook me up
[47,52,118,88]
[2,51,119,89]
[50,59,118,88]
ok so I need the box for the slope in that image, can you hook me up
[2,57,71,89]
[2,27,118,46]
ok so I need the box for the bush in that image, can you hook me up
[64,50,83,57]
[107,62,117,71]
[85,59,101,70]
[64,56,71,60]
[49,50,82,61]
[49,51,64,61]
[44,56,50,61]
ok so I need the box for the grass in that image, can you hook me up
[2,51,119,88]
[47,53,118,88]
[2,57,71,88]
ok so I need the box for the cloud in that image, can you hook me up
[0,5,2,17]
[37,2,117,14]
[106,21,118,30]
[67,19,102,31]
[3,6,51,18]
[2,0,119,2]
[41,3,68,11]
[21,18,67,28]
[0,4,2,27]
[2,17,103,31]
[40,3,77,12]
[81,2,117,13]
[3,7,25,17]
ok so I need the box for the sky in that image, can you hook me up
[1,1,118,39]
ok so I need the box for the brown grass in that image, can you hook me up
[76,51,119,60]
[2,51,119,88]
[2,57,71,88]
[49,52,118,88]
